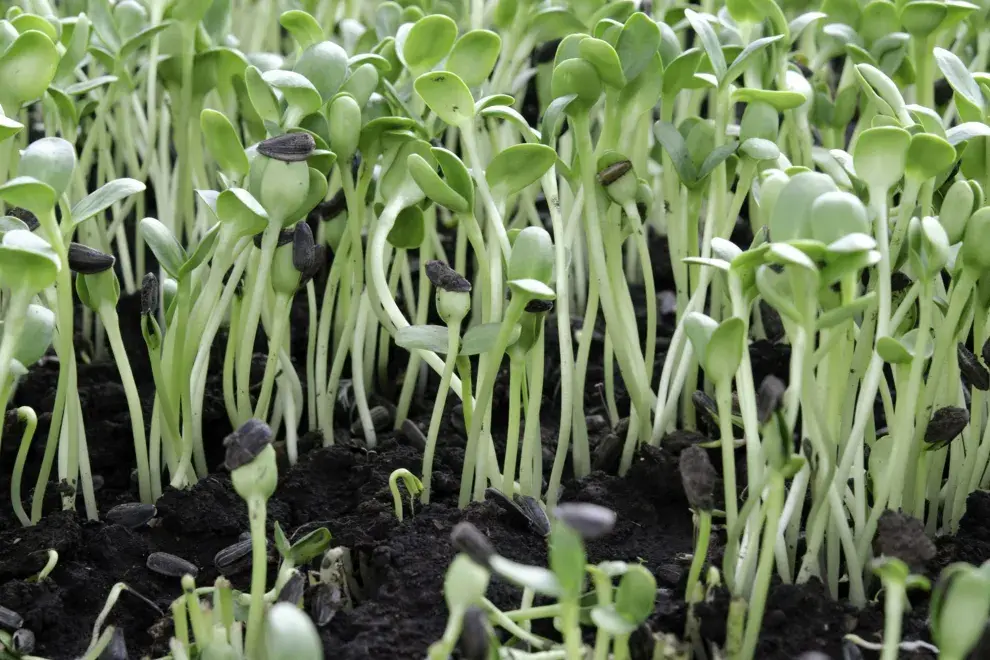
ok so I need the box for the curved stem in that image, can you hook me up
[351,292,376,448]
[11,406,37,527]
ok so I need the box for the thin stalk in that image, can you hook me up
[421,321,461,504]
[102,305,151,503]
[502,355,525,495]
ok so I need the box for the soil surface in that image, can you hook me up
[1,225,988,659]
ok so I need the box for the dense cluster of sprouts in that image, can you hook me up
[5,0,990,657]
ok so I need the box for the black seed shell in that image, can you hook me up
[68,243,116,274]
[426,260,471,293]
[257,132,316,162]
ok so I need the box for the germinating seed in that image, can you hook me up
[958,343,990,390]
[146,552,198,578]
[0,605,23,631]
[11,629,34,655]
[106,503,157,529]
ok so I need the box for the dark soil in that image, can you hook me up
[1,228,988,659]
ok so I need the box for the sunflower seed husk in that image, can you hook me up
[100,627,128,660]
[692,390,718,425]
[874,510,936,570]
[459,606,491,660]
[759,300,784,343]
[450,522,496,567]
[224,418,274,470]
[924,406,969,450]
[842,639,864,660]
[140,273,159,315]
[257,132,316,162]
[679,446,716,512]
[318,188,347,222]
[351,406,392,435]
[12,628,35,654]
[146,552,198,578]
[425,260,471,293]
[9,207,39,231]
[524,299,554,313]
[215,539,254,575]
[485,487,529,526]
[531,39,561,65]
[292,221,316,273]
[553,503,617,540]
[299,245,326,287]
[0,605,23,631]
[959,343,990,390]
[756,376,786,426]
[252,227,295,249]
[309,583,344,626]
[597,160,632,186]
[278,571,306,604]
[68,243,116,274]
[591,431,623,473]
[106,503,157,529]
[513,494,551,537]
[399,419,427,450]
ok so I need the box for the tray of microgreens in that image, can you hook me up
[4,0,990,658]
